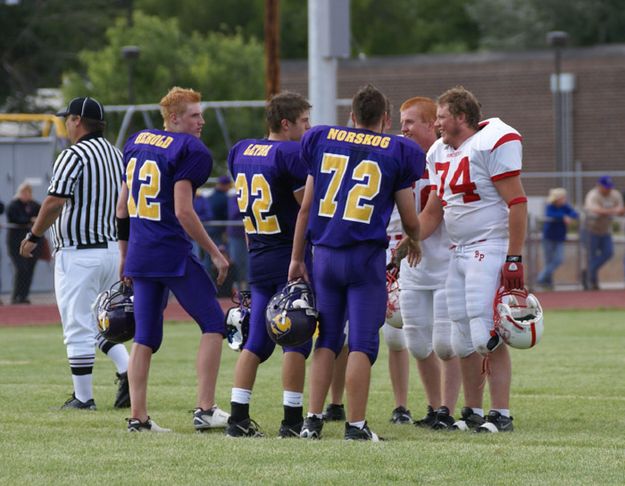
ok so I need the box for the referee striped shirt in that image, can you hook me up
[47,131,123,249]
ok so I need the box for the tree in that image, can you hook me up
[62,12,265,170]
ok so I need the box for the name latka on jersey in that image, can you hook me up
[326,127,391,149]
[243,143,273,157]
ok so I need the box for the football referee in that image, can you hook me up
[20,97,131,410]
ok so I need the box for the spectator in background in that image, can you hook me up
[193,188,213,268]
[206,175,231,247]
[227,194,248,291]
[583,176,625,290]
[7,182,42,304]
[536,188,579,290]
[0,196,5,305]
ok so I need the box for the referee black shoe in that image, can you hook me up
[61,393,96,410]
[114,372,130,409]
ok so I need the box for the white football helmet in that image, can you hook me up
[386,266,402,329]
[493,287,544,349]
[225,291,251,352]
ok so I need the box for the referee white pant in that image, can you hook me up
[54,243,120,357]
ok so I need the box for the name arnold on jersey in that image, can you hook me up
[134,132,174,149]
[326,127,391,149]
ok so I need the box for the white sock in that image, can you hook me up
[349,420,366,429]
[472,408,484,417]
[307,412,323,419]
[493,408,510,417]
[72,374,93,403]
[106,344,129,373]
[231,387,252,404]
[283,390,303,408]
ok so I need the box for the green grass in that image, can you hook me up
[1,310,624,485]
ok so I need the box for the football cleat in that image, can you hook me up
[193,406,230,431]
[475,410,514,433]
[114,372,130,409]
[322,403,346,422]
[344,422,383,442]
[452,407,486,431]
[390,406,413,424]
[61,393,96,410]
[278,420,303,438]
[225,417,264,438]
[300,416,324,439]
[431,406,456,430]
[127,417,171,433]
[413,405,437,428]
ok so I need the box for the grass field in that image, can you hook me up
[1,309,624,485]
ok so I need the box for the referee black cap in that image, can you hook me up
[56,97,105,121]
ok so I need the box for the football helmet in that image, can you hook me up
[225,290,251,352]
[94,281,135,344]
[265,280,318,347]
[386,265,402,329]
[493,287,544,349]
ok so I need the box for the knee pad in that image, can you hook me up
[432,319,455,360]
[403,324,433,360]
[451,321,474,358]
[469,317,501,356]
[382,323,407,352]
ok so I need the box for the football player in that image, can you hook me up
[225,91,313,438]
[417,86,527,432]
[289,84,424,441]
[117,87,230,432]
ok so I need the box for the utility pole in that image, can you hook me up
[264,0,280,99]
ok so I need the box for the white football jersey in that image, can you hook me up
[426,118,522,246]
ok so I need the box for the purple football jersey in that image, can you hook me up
[227,139,306,252]
[123,129,213,277]
[301,125,425,248]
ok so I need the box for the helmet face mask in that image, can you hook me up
[494,287,544,349]
[386,266,402,329]
[94,281,135,344]
[265,280,318,347]
[225,290,251,352]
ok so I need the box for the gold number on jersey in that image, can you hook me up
[319,153,382,224]
[126,157,161,220]
[234,173,280,234]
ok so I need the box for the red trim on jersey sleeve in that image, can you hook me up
[507,196,527,207]
[491,133,522,152]
[491,170,521,182]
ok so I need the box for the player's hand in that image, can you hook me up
[405,237,422,267]
[288,260,309,283]
[393,237,409,267]
[19,239,37,258]
[212,253,230,286]
[501,258,524,290]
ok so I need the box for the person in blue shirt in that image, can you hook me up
[536,187,579,289]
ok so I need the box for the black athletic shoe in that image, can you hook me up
[431,406,456,430]
[414,405,437,428]
[322,403,345,422]
[476,410,514,433]
[390,406,413,424]
[278,420,303,438]
[127,417,171,433]
[114,372,130,409]
[61,393,96,410]
[300,416,324,439]
[344,421,383,441]
[453,407,486,431]
[225,417,264,438]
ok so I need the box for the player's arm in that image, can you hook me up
[395,187,421,267]
[174,179,230,285]
[418,189,444,240]
[288,175,313,282]
[293,186,305,205]
[494,174,527,289]
[116,182,130,280]
[19,194,66,258]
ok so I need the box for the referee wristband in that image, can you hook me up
[506,255,522,263]
[116,217,130,241]
[26,231,42,243]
